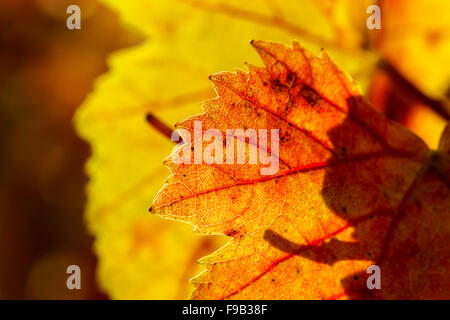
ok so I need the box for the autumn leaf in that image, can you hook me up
[75,0,378,299]
[152,41,450,299]
[76,0,449,299]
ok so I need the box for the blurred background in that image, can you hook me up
[0,0,449,300]
[0,0,140,299]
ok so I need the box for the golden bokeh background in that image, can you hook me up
[0,0,140,299]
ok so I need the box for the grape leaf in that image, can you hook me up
[152,41,450,299]
[75,0,377,298]
[76,0,448,299]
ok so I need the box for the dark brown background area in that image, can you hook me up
[0,0,140,299]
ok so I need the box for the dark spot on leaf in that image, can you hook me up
[226,229,239,237]
[300,84,320,106]
[271,78,282,88]
[286,72,296,85]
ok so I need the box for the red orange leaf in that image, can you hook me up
[152,41,449,299]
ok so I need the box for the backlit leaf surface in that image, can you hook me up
[153,41,450,299]
[75,0,377,298]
